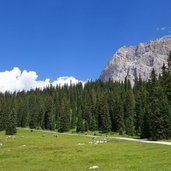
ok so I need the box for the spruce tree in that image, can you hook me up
[159,93,171,139]
[0,98,5,131]
[98,95,111,133]
[76,109,85,133]
[124,84,135,136]
[43,96,55,130]
[28,94,39,129]
[147,69,164,140]
[6,108,17,135]
[89,112,97,131]
[115,95,125,134]
[58,97,71,132]
[134,80,147,136]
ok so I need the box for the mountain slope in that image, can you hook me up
[100,36,171,85]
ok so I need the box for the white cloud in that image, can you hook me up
[0,67,85,93]
[52,76,84,87]
[156,26,171,33]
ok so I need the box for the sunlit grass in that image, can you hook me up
[0,128,171,171]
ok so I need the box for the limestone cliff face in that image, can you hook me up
[100,36,171,85]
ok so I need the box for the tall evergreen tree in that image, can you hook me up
[5,102,17,135]
[114,95,125,134]
[58,97,71,132]
[43,96,55,130]
[124,79,135,136]
[76,111,85,133]
[98,95,111,133]
[0,97,5,131]
[28,94,39,129]
[147,69,164,140]
[1,94,16,135]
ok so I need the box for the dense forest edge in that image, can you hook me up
[0,53,171,141]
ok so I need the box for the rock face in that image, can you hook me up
[100,36,171,85]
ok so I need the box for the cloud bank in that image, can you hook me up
[0,67,85,93]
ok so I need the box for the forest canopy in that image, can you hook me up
[0,53,171,140]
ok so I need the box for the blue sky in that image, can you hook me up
[0,0,171,82]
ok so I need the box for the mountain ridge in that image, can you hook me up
[100,36,171,85]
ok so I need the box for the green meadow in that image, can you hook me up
[0,128,171,171]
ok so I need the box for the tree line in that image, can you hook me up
[0,53,171,140]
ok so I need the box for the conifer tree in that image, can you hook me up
[98,95,111,133]
[6,108,17,135]
[159,92,171,139]
[114,95,125,134]
[134,76,147,136]
[28,94,39,129]
[58,97,71,132]
[43,96,55,130]
[89,114,97,131]
[124,88,135,136]
[76,107,85,132]
[147,69,163,140]
[0,98,5,131]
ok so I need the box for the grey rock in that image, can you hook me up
[100,36,171,85]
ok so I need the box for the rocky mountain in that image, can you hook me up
[100,36,171,85]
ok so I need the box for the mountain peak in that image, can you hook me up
[100,36,171,85]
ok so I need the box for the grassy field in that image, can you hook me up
[0,128,171,171]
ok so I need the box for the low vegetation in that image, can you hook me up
[0,128,171,171]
